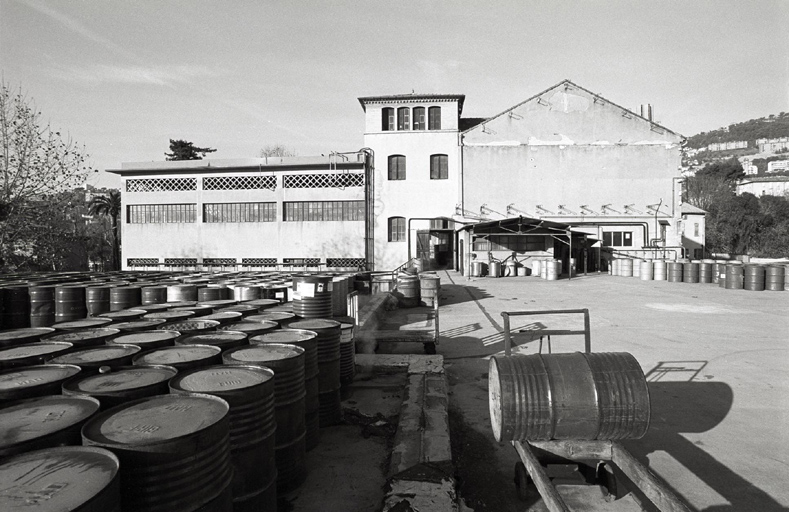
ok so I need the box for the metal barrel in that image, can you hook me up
[232,285,261,302]
[1,286,30,329]
[48,345,141,374]
[113,319,167,332]
[632,259,642,278]
[108,330,180,351]
[639,260,653,281]
[292,275,333,318]
[725,262,744,289]
[201,311,243,325]
[86,286,112,316]
[158,319,221,339]
[488,352,650,442]
[133,344,223,371]
[682,261,700,283]
[0,327,56,348]
[743,264,765,291]
[44,327,121,348]
[215,304,259,318]
[218,320,278,338]
[251,328,320,450]
[53,318,113,331]
[62,365,177,410]
[0,446,120,512]
[339,322,356,386]
[0,364,81,402]
[712,262,724,284]
[288,319,342,427]
[176,331,249,352]
[766,265,786,291]
[170,365,277,510]
[371,273,395,293]
[261,283,289,303]
[98,309,147,323]
[29,285,56,327]
[545,259,560,280]
[222,344,306,491]
[55,286,88,323]
[82,394,233,512]
[395,273,420,307]
[198,299,239,308]
[653,260,667,281]
[133,303,172,313]
[699,261,714,283]
[620,259,633,277]
[167,284,199,302]
[241,298,280,311]
[246,312,296,328]
[419,273,441,306]
[331,276,349,316]
[0,394,101,458]
[717,262,728,287]
[142,285,168,305]
[198,286,226,302]
[0,341,74,369]
[170,305,214,318]
[144,310,196,323]
[667,262,683,282]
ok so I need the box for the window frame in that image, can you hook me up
[397,107,410,131]
[412,107,426,130]
[388,216,406,242]
[430,154,449,180]
[428,106,441,130]
[382,107,395,131]
[388,155,406,181]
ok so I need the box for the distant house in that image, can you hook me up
[737,176,789,197]
[766,160,789,173]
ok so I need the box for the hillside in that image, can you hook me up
[687,112,789,149]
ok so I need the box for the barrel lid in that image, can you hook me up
[171,305,214,313]
[109,330,180,345]
[251,329,317,344]
[0,365,81,392]
[163,301,197,308]
[49,345,141,365]
[63,366,176,394]
[157,320,220,332]
[177,331,247,346]
[216,304,258,314]
[144,310,196,320]
[0,341,73,361]
[289,319,341,331]
[241,299,279,308]
[97,309,147,321]
[0,446,119,510]
[113,319,167,331]
[132,303,171,313]
[0,327,56,343]
[201,311,243,323]
[246,312,295,323]
[172,365,274,393]
[225,344,304,364]
[82,394,228,445]
[0,395,101,448]
[218,321,277,333]
[197,299,238,307]
[133,345,221,366]
[53,318,113,330]
[43,328,121,343]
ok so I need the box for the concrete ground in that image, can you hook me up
[425,270,789,511]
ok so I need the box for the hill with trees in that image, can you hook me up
[687,112,789,149]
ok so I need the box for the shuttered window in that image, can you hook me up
[388,155,406,180]
[430,154,448,180]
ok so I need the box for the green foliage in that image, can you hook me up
[260,144,296,158]
[687,112,789,149]
[88,190,121,270]
[165,139,216,160]
[695,157,745,182]
[704,192,789,258]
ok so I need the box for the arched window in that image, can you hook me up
[397,107,410,131]
[388,155,406,180]
[382,108,394,131]
[428,106,441,130]
[430,154,448,180]
[413,107,426,130]
[388,217,406,242]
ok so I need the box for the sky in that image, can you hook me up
[1,0,788,189]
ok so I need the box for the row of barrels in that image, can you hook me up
[609,258,788,291]
[370,271,442,308]
[0,314,358,511]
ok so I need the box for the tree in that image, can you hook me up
[708,193,767,255]
[695,157,745,182]
[260,144,296,158]
[88,190,121,270]
[1,81,91,269]
[683,174,733,212]
[165,139,216,160]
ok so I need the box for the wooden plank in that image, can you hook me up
[513,441,571,512]
[529,440,613,461]
[611,442,692,512]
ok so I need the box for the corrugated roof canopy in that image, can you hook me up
[463,216,588,237]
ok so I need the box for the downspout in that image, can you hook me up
[360,148,374,271]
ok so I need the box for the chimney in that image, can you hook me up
[640,104,653,121]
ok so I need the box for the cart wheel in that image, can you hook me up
[596,462,619,498]
[424,342,436,355]
[514,462,535,502]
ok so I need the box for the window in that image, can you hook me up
[473,235,545,252]
[413,107,426,130]
[428,106,441,130]
[388,155,406,180]
[203,203,276,223]
[602,231,633,247]
[283,201,364,221]
[127,204,196,223]
[389,217,406,242]
[397,107,410,131]
[430,154,448,180]
[694,223,699,237]
[382,108,394,131]
[430,218,454,229]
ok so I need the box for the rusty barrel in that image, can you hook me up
[288,319,342,427]
[55,286,88,323]
[0,341,73,369]
[170,365,277,511]
[62,365,177,410]
[292,275,333,318]
[0,327,55,348]
[488,352,650,442]
[0,364,81,402]
[251,328,320,450]
[82,394,232,512]
[48,345,141,374]
[0,446,120,511]
[0,394,101,457]
[29,285,56,327]
[133,344,223,371]
[766,265,786,291]
[223,344,306,491]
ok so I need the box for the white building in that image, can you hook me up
[737,176,789,197]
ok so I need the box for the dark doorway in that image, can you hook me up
[417,229,454,270]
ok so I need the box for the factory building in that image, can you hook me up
[114,80,695,272]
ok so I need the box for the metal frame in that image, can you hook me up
[501,309,591,356]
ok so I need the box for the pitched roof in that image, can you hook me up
[680,203,706,215]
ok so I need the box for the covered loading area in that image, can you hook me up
[458,216,598,278]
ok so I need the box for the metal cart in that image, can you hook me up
[499,309,690,512]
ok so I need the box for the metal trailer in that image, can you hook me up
[500,309,690,512]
